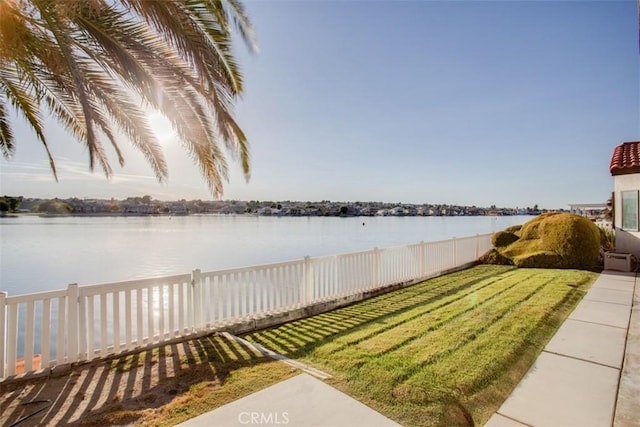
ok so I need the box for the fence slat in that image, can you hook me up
[87,295,95,359]
[56,296,65,364]
[7,303,17,376]
[112,291,120,353]
[100,294,107,357]
[69,284,80,362]
[24,301,34,372]
[168,284,175,337]
[125,290,132,351]
[178,283,185,335]
[147,287,154,344]
[136,289,143,347]
[113,291,120,354]
[42,299,51,367]
[158,285,165,340]
[0,292,6,378]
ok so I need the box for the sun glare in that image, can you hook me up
[147,111,177,145]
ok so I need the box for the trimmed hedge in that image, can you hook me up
[481,213,600,269]
[504,224,522,234]
[538,214,600,269]
[518,212,558,240]
[491,231,520,247]
[479,249,514,265]
[513,251,563,268]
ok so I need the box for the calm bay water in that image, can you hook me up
[0,215,529,296]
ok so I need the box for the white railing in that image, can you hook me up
[0,233,492,380]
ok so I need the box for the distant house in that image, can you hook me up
[390,206,406,216]
[257,207,272,216]
[610,141,640,257]
[568,203,607,220]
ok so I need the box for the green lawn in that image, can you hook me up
[244,265,597,426]
[72,265,596,427]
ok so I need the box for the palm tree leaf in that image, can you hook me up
[218,0,259,53]
[73,5,162,104]
[0,67,58,180]
[125,0,243,95]
[158,83,230,196]
[0,99,15,158]
[31,0,102,173]
[83,63,168,180]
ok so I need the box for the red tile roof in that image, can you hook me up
[610,141,640,176]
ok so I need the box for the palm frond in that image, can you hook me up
[125,0,244,95]
[0,67,58,179]
[0,98,15,158]
[221,0,259,53]
[33,0,103,173]
[41,83,88,144]
[207,81,249,178]
[73,5,163,104]
[83,62,168,180]
[221,109,250,178]
[158,81,230,195]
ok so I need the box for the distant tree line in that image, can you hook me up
[1,196,75,215]
[0,196,22,212]
[2,195,552,217]
[36,200,73,214]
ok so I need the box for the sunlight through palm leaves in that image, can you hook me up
[0,0,257,197]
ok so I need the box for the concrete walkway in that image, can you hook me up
[176,373,400,427]
[486,270,638,427]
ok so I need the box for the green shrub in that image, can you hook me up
[479,249,513,265]
[504,225,522,235]
[537,214,600,269]
[487,213,601,270]
[513,251,563,268]
[501,238,542,259]
[492,231,520,247]
[518,212,560,240]
[599,227,615,252]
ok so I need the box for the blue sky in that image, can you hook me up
[0,0,638,209]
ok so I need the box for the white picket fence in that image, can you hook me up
[0,234,492,380]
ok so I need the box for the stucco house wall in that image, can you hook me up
[614,173,640,258]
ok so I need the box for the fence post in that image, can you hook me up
[335,253,343,296]
[191,269,202,332]
[475,234,480,259]
[303,256,313,305]
[373,247,380,287]
[452,237,457,268]
[0,292,7,379]
[68,283,80,363]
[419,241,426,277]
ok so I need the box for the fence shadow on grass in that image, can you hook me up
[0,334,272,427]
[243,266,516,358]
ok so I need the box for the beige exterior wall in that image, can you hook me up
[614,173,640,257]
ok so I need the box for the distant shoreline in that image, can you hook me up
[5,211,535,219]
